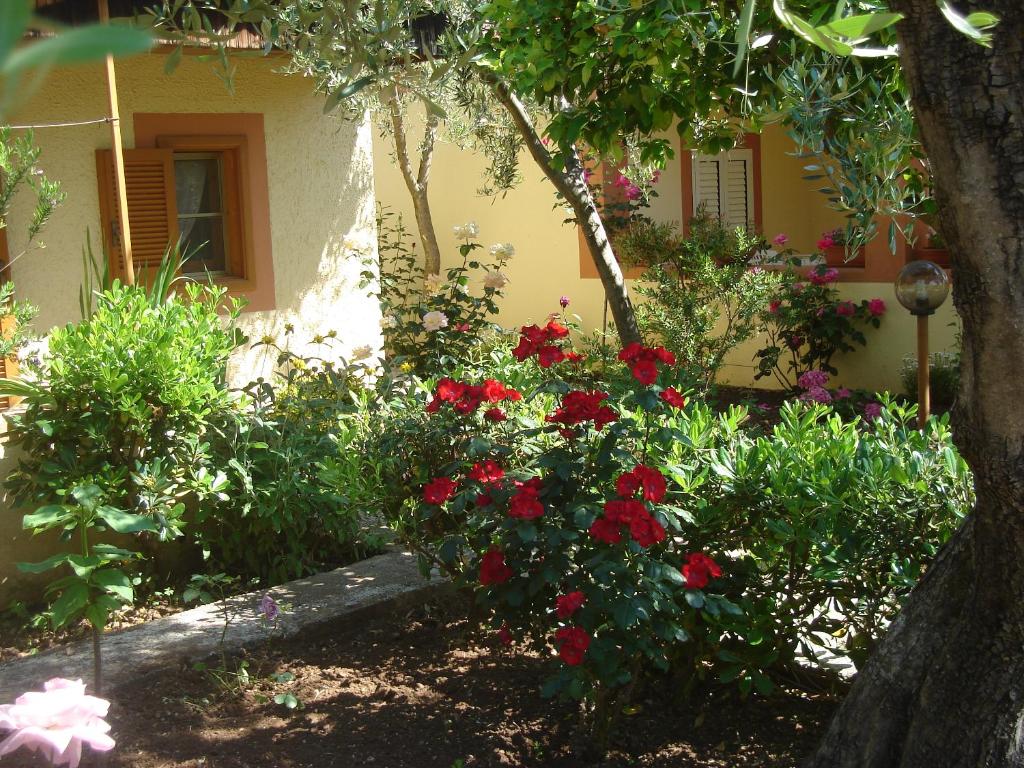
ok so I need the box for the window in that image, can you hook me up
[95,113,275,311]
[680,134,763,236]
[690,148,755,230]
[173,152,231,275]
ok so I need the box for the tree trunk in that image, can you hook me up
[808,3,1024,766]
[490,83,642,345]
[387,89,443,275]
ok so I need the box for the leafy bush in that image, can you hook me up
[201,334,383,584]
[627,215,781,392]
[391,325,734,745]
[380,324,971,726]
[3,268,242,632]
[372,206,512,377]
[685,399,972,685]
[900,350,960,410]
[755,262,887,388]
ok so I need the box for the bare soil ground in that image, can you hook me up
[3,598,837,768]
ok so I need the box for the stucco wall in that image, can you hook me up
[0,52,380,605]
[373,114,958,393]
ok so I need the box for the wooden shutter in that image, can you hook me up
[691,149,754,230]
[691,154,722,220]
[96,148,179,279]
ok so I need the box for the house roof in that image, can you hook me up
[31,0,266,50]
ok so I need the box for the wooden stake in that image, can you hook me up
[98,0,135,284]
[917,313,930,429]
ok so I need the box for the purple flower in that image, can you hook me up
[799,386,833,404]
[260,593,279,622]
[797,370,830,390]
[559,296,570,309]
[835,387,852,400]
[863,402,883,421]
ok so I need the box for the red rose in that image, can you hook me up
[482,378,509,402]
[660,387,687,409]
[545,320,570,339]
[479,548,513,585]
[435,377,466,403]
[630,359,658,385]
[469,459,505,487]
[633,465,667,503]
[497,624,513,645]
[589,516,622,544]
[423,476,457,505]
[512,337,536,361]
[616,471,643,499]
[618,343,674,384]
[681,552,722,589]
[484,407,507,422]
[628,510,666,548]
[475,493,493,508]
[537,345,566,368]
[555,590,586,619]
[509,491,544,519]
[554,626,590,666]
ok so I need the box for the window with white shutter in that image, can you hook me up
[690,148,756,231]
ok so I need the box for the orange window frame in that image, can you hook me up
[133,113,276,312]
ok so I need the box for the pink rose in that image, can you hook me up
[772,233,789,247]
[810,268,840,286]
[836,301,856,317]
[817,236,835,250]
[868,298,886,317]
[0,679,115,768]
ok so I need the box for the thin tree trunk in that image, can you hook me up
[490,82,642,346]
[808,3,1024,766]
[386,88,443,275]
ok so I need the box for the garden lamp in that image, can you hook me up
[894,260,951,428]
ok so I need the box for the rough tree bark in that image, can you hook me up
[808,3,1024,766]
[490,83,642,346]
[386,87,443,275]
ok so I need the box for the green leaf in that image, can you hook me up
[818,12,903,40]
[93,568,134,603]
[0,3,31,70]
[938,1,997,46]
[164,46,183,75]
[17,553,71,574]
[98,508,158,534]
[732,0,757,78]
[50,580,89,629]
[3,25,154,76]
[23,505,73,531]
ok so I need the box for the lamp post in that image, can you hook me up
[894,260,951,429]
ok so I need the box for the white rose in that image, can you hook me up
[453,221,480,240]
[483,270,509,290]
[380,315,398,330]
[422,310,449,332]
[488,243,515,261]
[424,273,444,295]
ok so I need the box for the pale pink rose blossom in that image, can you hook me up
[772,233,789,247]
[0,678,115,768]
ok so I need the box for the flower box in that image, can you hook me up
[908,247,952,269]
[822,244,866,268]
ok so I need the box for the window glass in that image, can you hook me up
[174,153,228,274]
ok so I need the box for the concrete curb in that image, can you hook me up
[0,550,444,701]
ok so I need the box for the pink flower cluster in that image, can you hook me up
[809,267,840,286]
[612,173,642,201]
[797,369,832,404]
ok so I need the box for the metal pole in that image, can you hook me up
[917,313,930,429]
[98,0,136,285]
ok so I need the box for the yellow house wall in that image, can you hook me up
[373,117,959,392]
[0,53,380,605]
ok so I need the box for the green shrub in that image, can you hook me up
[380,326,971,717]
[201,335,382,584]
[900,350,960,409]
[371,206,511,378]
[681,398,972,685]
[4,270,242,631]
[629,215,781,393]
[755,261,888,388]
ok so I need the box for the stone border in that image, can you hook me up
[0,550,443,701]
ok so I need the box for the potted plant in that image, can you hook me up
[818,227,866,268]
[908,226,952,268]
